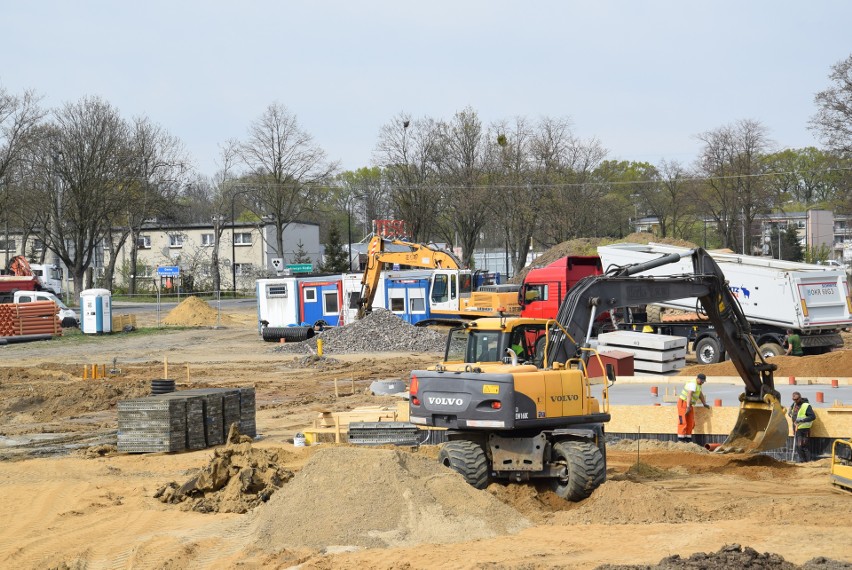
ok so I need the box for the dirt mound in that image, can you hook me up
[274,308,446,355]
[155,436,295,514]
[252,446,531,550]
[680,350,852,378]
[551,480,696,525]
[163,296,233,326]
[511,233,697,283]
[594,543,851,569]
[609,439,709,453]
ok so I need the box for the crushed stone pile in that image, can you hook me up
[511,232,696,284]
[593,543,851,569]
[163,296,233,326]
[681,350,852,378]
[274,308,446,354]
[252,446,531,551]
[154,430,294,514]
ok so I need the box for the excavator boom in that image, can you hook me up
[357,236,461,319]
[545,248,788,452]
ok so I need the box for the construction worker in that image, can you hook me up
[784,329,804,356]
[677,373,709,444]
[788,391,816,462]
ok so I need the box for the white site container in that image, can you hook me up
[80,288,112,334]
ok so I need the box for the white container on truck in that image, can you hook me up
[597,243,852,363]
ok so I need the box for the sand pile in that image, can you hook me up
[552,480,696,525]
[252,446,531,551]
[681,350,852,378]
[163,296,233,326]
[155,435,295,514]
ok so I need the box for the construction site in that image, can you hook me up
[2,240,852,569]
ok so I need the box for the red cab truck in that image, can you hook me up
[518,256,602,318]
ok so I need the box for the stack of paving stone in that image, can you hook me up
[117,387,257,453]
[117,398,188,453]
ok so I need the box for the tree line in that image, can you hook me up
[2,55,852,292]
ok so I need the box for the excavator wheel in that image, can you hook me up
[551,440,606,501]
[438,440,489,489]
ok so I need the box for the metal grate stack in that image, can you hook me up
[117,398,187,453]
[117,387,257,453]
[239,387,257,437]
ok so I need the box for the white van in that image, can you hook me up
[12,291,80,327]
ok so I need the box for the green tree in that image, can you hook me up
[291,240,312,266]
[769,225,803,262]
[320,226,350,272]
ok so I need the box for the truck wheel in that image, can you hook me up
[551,440,605,501]
[759,342,784,358]
[695,337,722,365]
[438,440,489,489]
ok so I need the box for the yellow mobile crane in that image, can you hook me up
[356,236,520,323]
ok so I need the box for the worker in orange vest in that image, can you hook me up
[677,373,709,444]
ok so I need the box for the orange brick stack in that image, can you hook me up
[0,301,62,337]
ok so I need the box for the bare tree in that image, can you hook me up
[489,116,537,275]
[534,119,608,245]
[695,119,773,253]
[432,107,492,267]
[373,112,442,241]
[0,85,44,267]
[106,116,190,293]
[810,54,852,155]
[44,96,135,293]
[238,103,337,257]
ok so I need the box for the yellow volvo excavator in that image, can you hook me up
[356,236,520,322]
[408,247,789,500]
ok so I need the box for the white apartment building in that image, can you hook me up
[2,219,320,294]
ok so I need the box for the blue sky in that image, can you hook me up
[2,1,850,177]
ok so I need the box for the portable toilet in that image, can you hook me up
[80,288,112,334]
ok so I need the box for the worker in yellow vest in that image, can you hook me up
[788,391,816,462]
[677,373,709,444]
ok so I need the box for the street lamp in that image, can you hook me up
[347,193,365,271]
[230,187,252,298]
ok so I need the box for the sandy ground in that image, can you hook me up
[1,304,850,569]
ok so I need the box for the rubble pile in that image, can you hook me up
[154,428,294,514]
[274,309,446,354]
[594,543,850,569]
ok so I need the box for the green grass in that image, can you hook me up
[54,325,194,343]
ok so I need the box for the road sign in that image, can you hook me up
[157,265,180,277]
[287,263,313,274]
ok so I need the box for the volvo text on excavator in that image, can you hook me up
[408,247,789,501]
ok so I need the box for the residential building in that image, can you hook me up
[2,220,320,294]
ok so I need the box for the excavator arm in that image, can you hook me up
[546,247,788,452]
[356,236,462,319]
[7,255,34,277]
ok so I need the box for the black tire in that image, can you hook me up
[61,317,78,328]
[695,336,722,365]
[759,342,784,359]
[438,440,489,489]
[551,440,606,501]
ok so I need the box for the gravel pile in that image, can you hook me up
[274,309,446,355]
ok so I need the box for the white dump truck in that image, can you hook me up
[597,243,852,364]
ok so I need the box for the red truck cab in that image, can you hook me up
[518,256,602,319]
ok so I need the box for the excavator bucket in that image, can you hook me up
[717,394,789,453]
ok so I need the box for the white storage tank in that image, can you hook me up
[80,288,112,334]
